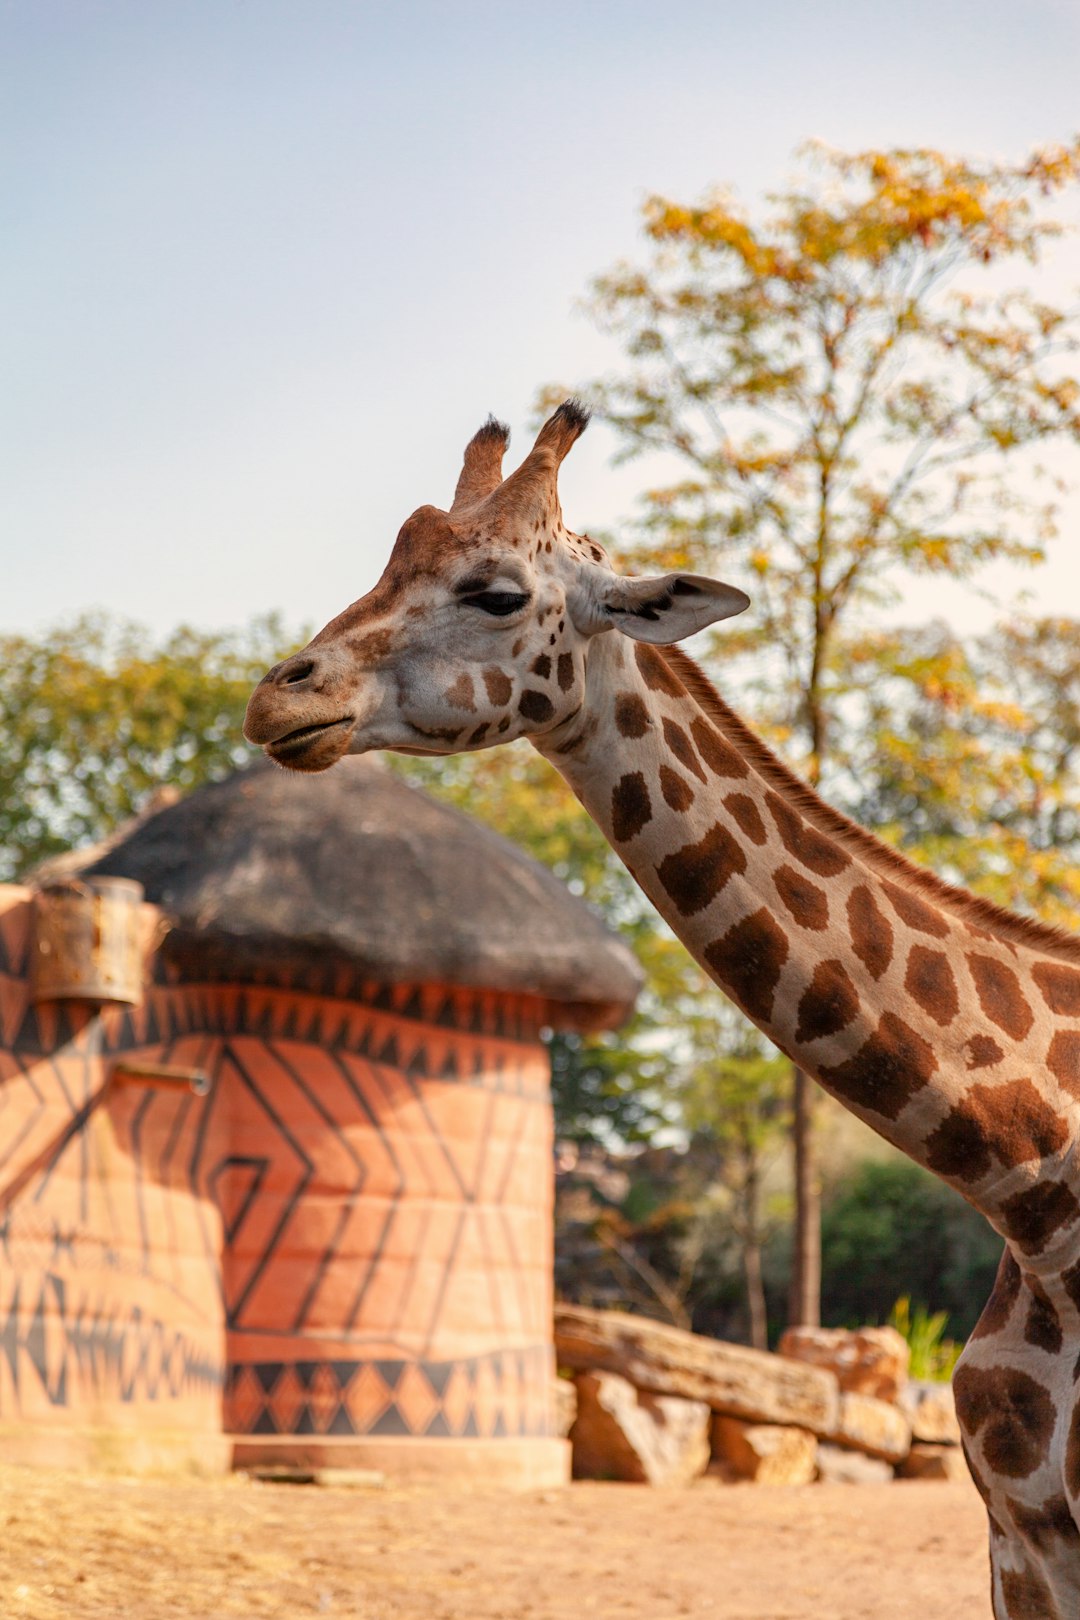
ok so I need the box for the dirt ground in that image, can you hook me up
[0,1463,991,1620]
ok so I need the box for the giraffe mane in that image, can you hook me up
[661,643,1080,969]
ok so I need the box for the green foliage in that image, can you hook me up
[547,138,1080,779]
[841,616,1080,920]
[889,1296,963,1383]
[537,137,1080,1327]
[0,613,301,880]
[819,1159,1003,1340]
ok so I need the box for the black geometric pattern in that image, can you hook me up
[224,1345,554,1439]
[0,1270,224,1408]
[1,882,557,1459]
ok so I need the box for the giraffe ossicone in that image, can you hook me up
[246,402,1080,1619]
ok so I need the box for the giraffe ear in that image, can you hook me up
[592,572,750,644]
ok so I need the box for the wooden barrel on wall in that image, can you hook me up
[30,878,145,1006]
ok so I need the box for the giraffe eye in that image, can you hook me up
[462,590,529,617]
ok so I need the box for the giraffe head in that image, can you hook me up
[244,402,750,771]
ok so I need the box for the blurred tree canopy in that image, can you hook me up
[536,136,1080,1328]
[0,613,294,880]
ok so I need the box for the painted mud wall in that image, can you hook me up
[0,886,225,1471]
[0,884,564,1481]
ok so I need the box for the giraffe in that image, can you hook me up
[245,401,1080,1619]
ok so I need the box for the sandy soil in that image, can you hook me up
[0,1464,991,1620]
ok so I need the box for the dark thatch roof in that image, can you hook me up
[82,757,641,1031]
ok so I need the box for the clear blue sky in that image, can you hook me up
[3,0,1079,641]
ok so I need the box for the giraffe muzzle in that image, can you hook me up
[262,716,357,772]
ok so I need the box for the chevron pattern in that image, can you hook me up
[224,1344,554,1439]
[0,884,557,1457]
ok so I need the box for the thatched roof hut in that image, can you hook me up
[83,757,641,1032]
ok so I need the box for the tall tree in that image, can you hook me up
[548,138,1080,1325]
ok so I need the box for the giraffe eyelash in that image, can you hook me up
[461,590,530,617]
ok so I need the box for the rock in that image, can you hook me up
[829,1392,911,1463]
[555,1306,840,1435]
[553,1376,578,1439]
[569,1369,711,1486]
[896,1442,970,1483]
[816,1443,894,1485]
[898,1380,961,1445]
[778,1326,910,1403]
[710,1416,817,1485]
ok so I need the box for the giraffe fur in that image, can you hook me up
[246,402,1080,1618]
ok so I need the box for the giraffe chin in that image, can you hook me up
[265,718,356,773]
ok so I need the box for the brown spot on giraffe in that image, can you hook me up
[1062,1257,1080,1315]
[1004,1490,1080,1555]
[847,885,893,980]
[519,689,554,723]
[795,959,860,1044]
[925,1078,1070,1184]
[1066,1400,1080,1496]
[704,907,790,1024]
[468,721,490,745]
[689,716,749,779]
[971,1249,1022,1339]
[772,864,829,931]
[611,773,652,843]
[634,642,684,697]
[1032,961,1080,1017]
[1047,1032,1080,1100]
[952,1363,1057,1479]
[483,667,513,706]
[530,653,552,680]
[819,1012,936,1122]
[880,879,950,939]
[723,793,767,845]
[444,673,476,711]
[1000,1180,1080,1257]
[967,953,1035,1042]
[1024,1283,1064,1355]
[967,1034,1005,1070]
[662,718,707,784]
[656,823,747,917]
[659,766,694,812]
[765,790,851,877]
[557,653,575,692]
[615,693,650,739]
[1000,1563,1060,1619]
[904,945,959,1026]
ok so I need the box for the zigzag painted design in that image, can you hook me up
[224,1345,555,1439]
[0,884,557,1458]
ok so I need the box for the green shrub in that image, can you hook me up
[819,1158,1002,1340]
[888,1296,962,1382]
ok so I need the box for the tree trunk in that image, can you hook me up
[744,1230,768,1352]
[741,1153,769,1351]
[789,1065,821,1327]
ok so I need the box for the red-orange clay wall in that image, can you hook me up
[0,885,566,1483]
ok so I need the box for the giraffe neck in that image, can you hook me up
[536,635,1080,1272]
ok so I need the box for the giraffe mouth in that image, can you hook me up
[265,717,356,770]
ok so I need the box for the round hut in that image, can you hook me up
[81,756,640,1483]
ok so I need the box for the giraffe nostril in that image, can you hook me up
[281,659,316,687]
